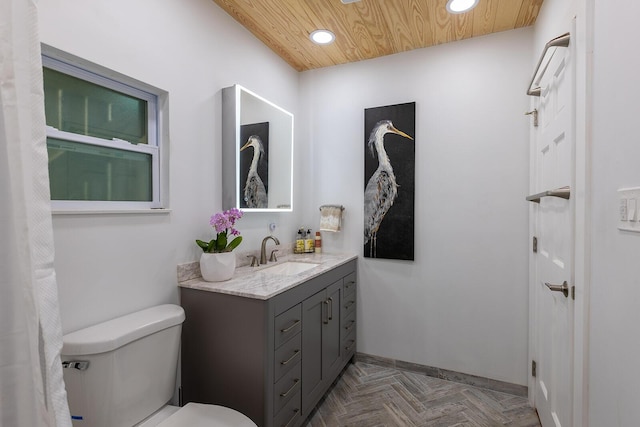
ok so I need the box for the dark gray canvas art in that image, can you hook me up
[364,102,415,260]
[240,122,269,208]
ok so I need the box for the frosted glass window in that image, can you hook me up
[43,68,148,145]
[47,137,152,202]
[42,54,162,210]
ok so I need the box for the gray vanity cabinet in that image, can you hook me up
[180,259,356,427]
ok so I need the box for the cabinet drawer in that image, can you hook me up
[343,273,356,297]
[342,310,356,335]
[274,333,301,382]
[273,389,301,427]
[342,293,356,318]
[274,361,301,416]
[275,304,302,349]
[343,329,356,360]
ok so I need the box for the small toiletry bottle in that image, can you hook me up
[296,228,305,253]
[305,229,314,253]
[315,231,322,253]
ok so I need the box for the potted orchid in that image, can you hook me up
[196,208,243,282]
[196,208,244,253]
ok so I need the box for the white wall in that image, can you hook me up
[588,0,640,424]
[38,0,304,333]
[300,28,533,385]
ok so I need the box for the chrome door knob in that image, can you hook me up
[544,281,569,298]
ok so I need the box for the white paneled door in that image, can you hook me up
[530,38,575,427]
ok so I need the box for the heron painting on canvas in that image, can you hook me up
[240,122,269,209]
[364,103,416,260]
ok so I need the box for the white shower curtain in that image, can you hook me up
[0,0,71,426]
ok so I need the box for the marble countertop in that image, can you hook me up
[178,252,358,300]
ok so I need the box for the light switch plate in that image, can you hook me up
[620,198,628,221]
[618,187,640,232]
[629,198,637,222]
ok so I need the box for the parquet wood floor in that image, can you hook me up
[305,362,541,427]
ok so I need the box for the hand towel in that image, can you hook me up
[319,205,343,232]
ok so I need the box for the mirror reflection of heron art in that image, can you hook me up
[240,122,269,208]
[364,102,415,260]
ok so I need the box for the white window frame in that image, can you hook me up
[43,54,164,212]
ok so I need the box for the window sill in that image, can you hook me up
[52,208,172,215]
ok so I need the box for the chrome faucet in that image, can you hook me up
[260,235,280,265]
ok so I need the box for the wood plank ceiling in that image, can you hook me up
[211,0,544,72]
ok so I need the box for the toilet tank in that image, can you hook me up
[61,304,186,427]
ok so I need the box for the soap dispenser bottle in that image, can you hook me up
[295,228,305,254]
[305,229,314,253]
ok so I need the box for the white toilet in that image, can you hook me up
[61,304,256,427]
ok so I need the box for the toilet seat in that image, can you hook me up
[157,403,257,427]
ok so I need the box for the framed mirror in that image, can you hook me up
[222,85,294,212]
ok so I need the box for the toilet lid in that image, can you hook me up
[157,403,257,427]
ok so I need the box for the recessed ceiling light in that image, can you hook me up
[446,0,479,14]
[310,29,335,45]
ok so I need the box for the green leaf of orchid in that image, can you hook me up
[216,233,227,252]
[196,239,209,251]
[226,236,243,252]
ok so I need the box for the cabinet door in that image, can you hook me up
[301,289,326,412]
[323,280,342,379]
[301,279,344,414]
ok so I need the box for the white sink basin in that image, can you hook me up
[261,261,319,276]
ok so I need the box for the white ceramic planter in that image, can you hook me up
[199,252,236,282]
